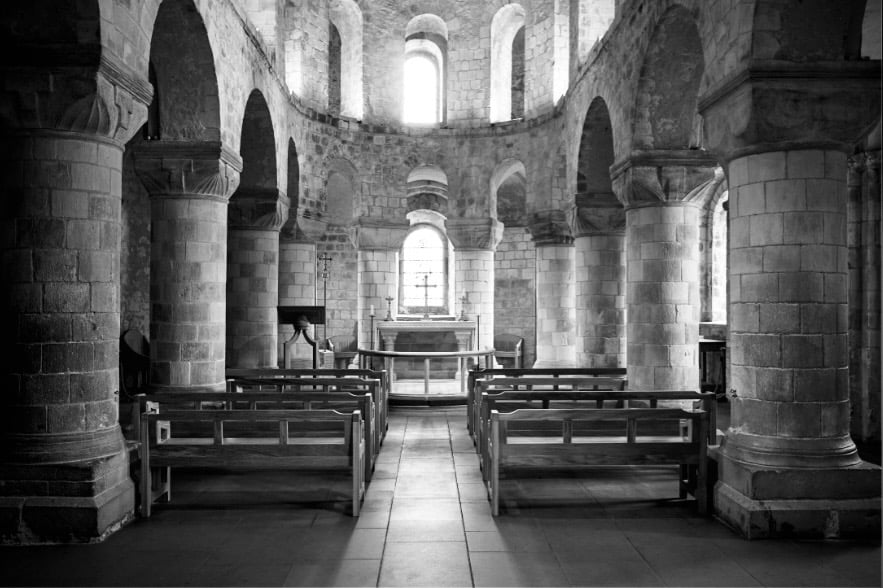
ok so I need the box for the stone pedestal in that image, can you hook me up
[528,210,576,368]
[573,206,626,368]
[134,142,242,391]
[226,188,288,369]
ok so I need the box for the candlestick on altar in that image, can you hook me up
[459,293,469,321]
[384,296,394,321]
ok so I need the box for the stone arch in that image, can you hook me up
[407,164,449,214]
[490,3,526,123]
[235,90,277,194]
[404,14,449,124]
[0,0,100,61]
[491,159,527,227]
[147,0,220,141]
[576,97,617,208]
[632,4,704,150]
[326,158,358,224]
[329,0,363,119]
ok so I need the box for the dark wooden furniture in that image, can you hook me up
[487,407,709,516]
[326,336,359,369]
[493,334,524,369]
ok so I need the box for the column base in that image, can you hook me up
[0,450,135,544]
[714,454,881,540]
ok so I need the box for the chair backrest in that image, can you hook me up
[326,336,357,353]
[494,334,523,353]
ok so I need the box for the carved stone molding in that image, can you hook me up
[280,214,329,244]
[445,217,504,251]
[699,60,881,162]
[610,151,719,209]
[347,217,409,250]
[229,187,290,231]
[1,54,151,145]
[133,140,243,202]
[527,209,574,245]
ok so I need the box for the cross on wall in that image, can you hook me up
[414,274,437,319]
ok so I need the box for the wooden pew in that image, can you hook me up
[467,367,628,435]
[140,391,376,483]
[140,406,365,517]
[476,389,716,481]
[227,376,385,458]
[487,407,708,516]
[469,374,627,439]
[226,368,389,437]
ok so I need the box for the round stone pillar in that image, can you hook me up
[446,218,503,351]
[611,154,719,393]
[1,131,135,542]
[527,210,576,368]
[626,203,701,391]
[349,219,409,350]
[226,189,289,369]
[277,219,321,367]
[700,56,881,538]
[134,142,241,391]
[573,207,626,368]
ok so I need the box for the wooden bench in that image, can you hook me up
[227,375,385,452]
[487,407,708,516]
[140,391,377,483]
[226,368,389,436]
[468,374,627,438]
[476,389,716,483]
[140,406,365,517]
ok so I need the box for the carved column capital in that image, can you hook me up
[445,217,504,251]
[699,60,881,162]
[229,188,289,231]
[347,217,409,250]
[527,209,574,245]
[610,151,721,210]
[571,203,626,237]
[132,140,243,202]
[1,54,152,145]
[847,154,867,188]
[280,214,329,243]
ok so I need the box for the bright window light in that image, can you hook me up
[403,54,439,125]
[401,226,446,311]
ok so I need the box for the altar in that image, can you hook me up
[376,320,477,385]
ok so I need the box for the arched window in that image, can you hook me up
[490,4,526,123]
[404,52,441,124]
[328,0,363,119]
[403,14,448,126]
[711,192,728,323]
[400,224,449,316]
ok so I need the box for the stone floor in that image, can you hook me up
[1,406,879,587]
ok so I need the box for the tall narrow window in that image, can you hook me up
[403,14,448,126]
[490,4,526,123]
[511,27,525,119]
[400,225,448,315]
[328,23,342,114]
[403,53,440,124]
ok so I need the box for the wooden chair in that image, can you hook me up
[326,336,359,369]
[493,334,523,369]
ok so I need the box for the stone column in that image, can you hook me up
[848,152,882,444]
[701,58,881,538]
[134,142,241,392]
[527,210,577,368]
[0,65,151,541]
[612,154,719,393]
[226,188,289,369]
[349,218,409,350]
[446,218,503,351]
[277,217,325,367]
[573,205,626,368]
